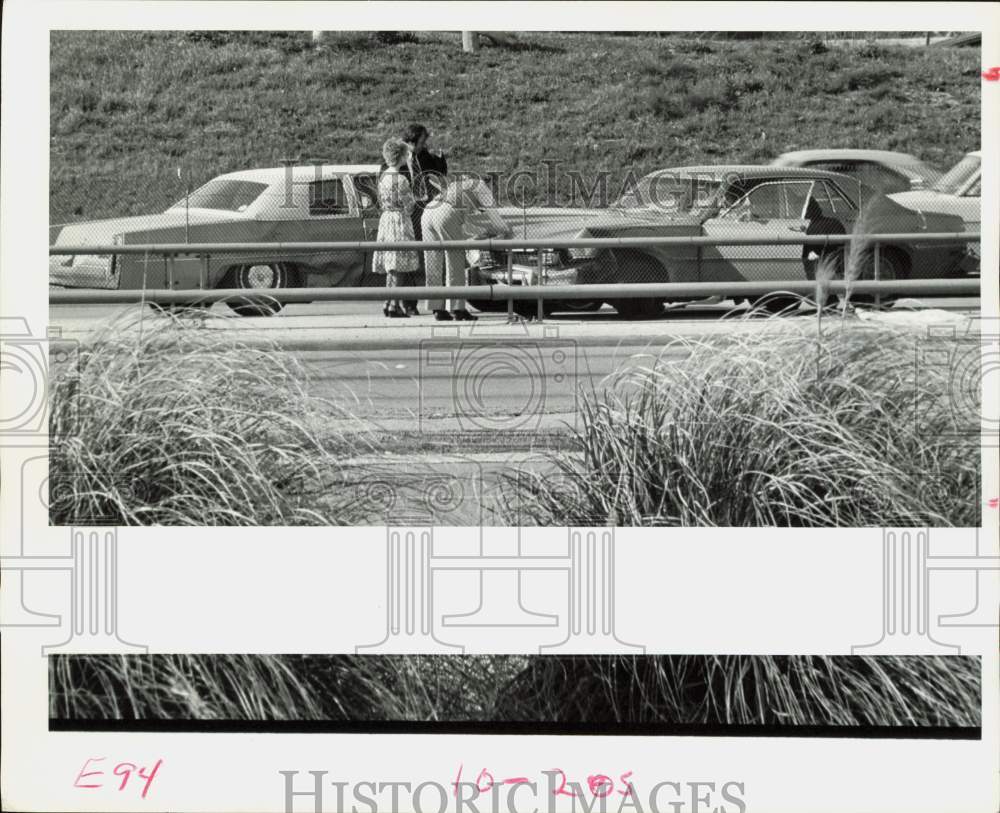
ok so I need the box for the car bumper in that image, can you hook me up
[49,255,118,289]
[479,263,580,287]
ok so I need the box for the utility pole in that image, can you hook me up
[462,31,479,53]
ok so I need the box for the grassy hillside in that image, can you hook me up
[50,31,980,222]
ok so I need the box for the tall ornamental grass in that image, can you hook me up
[506,322,978,526]
[51,654,980,728]
[48,306,372,525]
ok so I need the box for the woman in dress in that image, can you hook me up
[372,138,420,318]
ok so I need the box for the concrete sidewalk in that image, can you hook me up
[49,301,980,352]
[50,306,814,351]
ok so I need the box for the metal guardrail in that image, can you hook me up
[49,279,981,306]
[48,232,977,254]
[49,232,980,317]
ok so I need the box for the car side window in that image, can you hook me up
[964,176,980,196]
[817,181,855,217]
[721,181,812,221]
[308,178,350,216]
[353,174,380,212]
[808,183,835,218]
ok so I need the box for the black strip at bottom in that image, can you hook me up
[48,718,982,740]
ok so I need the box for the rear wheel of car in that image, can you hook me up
[848,247,907,307]
[225,263,292,317]
[558,299,603,314]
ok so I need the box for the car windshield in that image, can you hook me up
[932,154,980,195]
[170,179,268,212]
[615,173,723,213]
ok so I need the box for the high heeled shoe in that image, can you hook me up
[387,305,409,318]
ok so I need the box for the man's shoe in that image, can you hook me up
[433,310,453,321]
[451,309,478,321]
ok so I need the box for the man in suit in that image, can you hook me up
[380,123,448,315]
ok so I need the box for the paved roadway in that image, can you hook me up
[49,297,980,433]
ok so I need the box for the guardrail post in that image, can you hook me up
[873,241,881,309]
[506,250,514,322]
[536,251,544,322]
[199,254,209,290]
[166,253,176,289]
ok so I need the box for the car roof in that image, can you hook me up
[773,149,925,165]
[646,165,856,183]
[214,165,382,184]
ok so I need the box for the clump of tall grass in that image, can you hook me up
[48,306,371,525]
[49,654,527,722]
[49,654,327,720]
[505,322,978,526]
[51,654,979,728]
[498,655,980,727]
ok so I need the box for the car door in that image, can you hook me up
[351,172,382,240]
[701,180,814,281]
[266,176,369,286]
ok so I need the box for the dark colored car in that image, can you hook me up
[475,165,971,317]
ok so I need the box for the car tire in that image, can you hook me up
[225,263,292,317]
[557,299,604,314]
[847,247,907,307]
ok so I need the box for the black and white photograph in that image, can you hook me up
[1,3,997,813]
[42,26,988,528]
[50,653,982,735]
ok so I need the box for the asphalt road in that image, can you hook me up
[49,296,980,430]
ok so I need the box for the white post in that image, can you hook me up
[311,31,326,49]
[462,32,479,53]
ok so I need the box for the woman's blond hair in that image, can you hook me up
[381,138,409,168]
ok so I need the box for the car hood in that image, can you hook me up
[495,206,705,241]
[887,190,979,228]
[50,209,243,245]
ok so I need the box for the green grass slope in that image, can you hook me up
[50,31,980,222]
